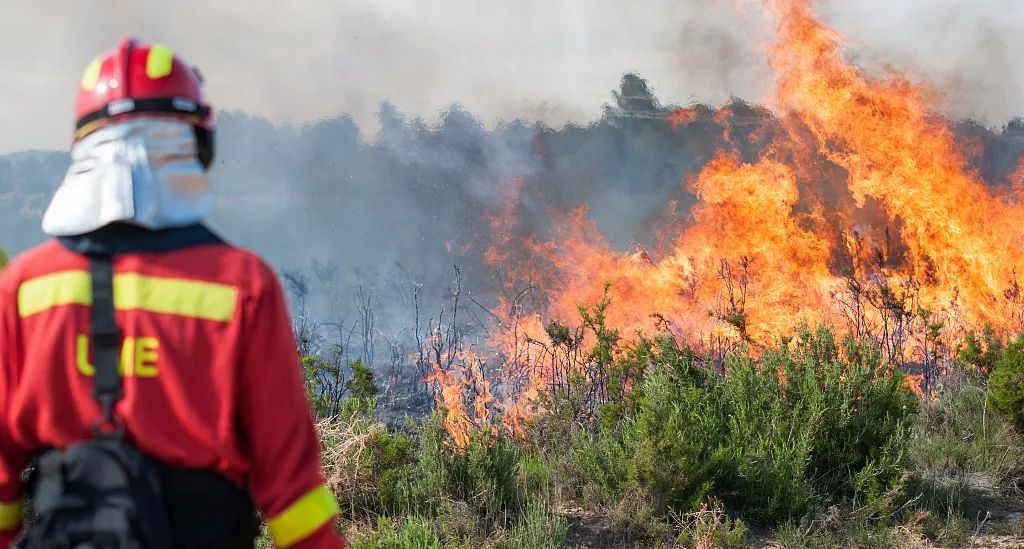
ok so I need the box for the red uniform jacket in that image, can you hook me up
[0,225,344,548]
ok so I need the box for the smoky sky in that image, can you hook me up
[0,0,1021,154]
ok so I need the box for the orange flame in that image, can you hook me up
[424,348,496,449]
[667,107,701,130]
[766,0,1024,328]
[904,373,928,399]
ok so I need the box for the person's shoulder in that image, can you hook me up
[0,240,80,289]
[199,242,281,295]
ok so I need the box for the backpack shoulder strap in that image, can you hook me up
[88,253,123,437]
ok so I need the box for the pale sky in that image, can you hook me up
[0,0,1021,153]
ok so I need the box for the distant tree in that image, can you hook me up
[610,73,661,117]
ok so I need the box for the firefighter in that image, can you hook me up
[0,39,345,548]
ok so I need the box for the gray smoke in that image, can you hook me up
[0,0,1021,153]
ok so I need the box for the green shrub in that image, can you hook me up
[349,516,442,549]
[715,327,917,520]
[909,373,1024,524]
[497,504,569,549]
[435,500,483,545]
[567,334,717,514]
[559,325,918,526]
[303,355,380,420]
[778,328,917,504]
[319,417,417,519]
[608,486,674,542]
[517,454,555,505]
[990,334,1024,431]
[409,417,526,518]
[715,352,817,520]
[347,359,379,400]
[913,376,1023,482]
[303,354,334,418]
[626,370,720,511]
[339,396,377,417]
[959,325,1004,373]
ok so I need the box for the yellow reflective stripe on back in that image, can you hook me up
[18,270,91,317]
[81,57,102,91]
[113,273,238,322]
[268,486,339,548]
[0,498,22,531]
[146,44,175,79]
[18,271,238,322]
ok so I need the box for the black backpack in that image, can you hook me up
[16,251,263,549]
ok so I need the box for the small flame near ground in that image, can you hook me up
[426,0,1019,446]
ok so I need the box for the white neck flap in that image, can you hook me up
[42,118,214,237]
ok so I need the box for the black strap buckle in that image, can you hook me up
[88,253,125,440]
[92,393,126,439]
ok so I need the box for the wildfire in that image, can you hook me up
[766,0,1024,328]
[667,107,701,130]
[428,0,1024,443]
[424,348,495,449]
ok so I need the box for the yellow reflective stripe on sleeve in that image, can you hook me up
[146,44,175,79]
[18,271,238,322]
[81,57,102,91]
[18,270,91,317]
[268,486,339,548]
[113,273,238,322]
[0,499,22,531]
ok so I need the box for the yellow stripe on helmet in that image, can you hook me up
[18,270,238,323]
[268,486,340,547]
[81,57,102,91]
[146,44,175,79]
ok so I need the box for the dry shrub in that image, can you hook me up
[318,417,382,499]
[316,416,415,518]
[673,498,747,549]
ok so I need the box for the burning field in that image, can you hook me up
[422,0,1024,445]
[2,1,1023,547]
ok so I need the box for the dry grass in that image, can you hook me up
[316,416,387,514]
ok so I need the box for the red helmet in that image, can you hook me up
[75,38,215,168]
